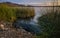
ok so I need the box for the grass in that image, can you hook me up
[16,7,35,18]
[37,7,60,38]
[0,4,35,22]
[0,4,16,22]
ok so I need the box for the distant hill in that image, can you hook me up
[0,2,26,7]
[0,2,60,7]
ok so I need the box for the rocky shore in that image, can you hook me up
[0,22,36,38]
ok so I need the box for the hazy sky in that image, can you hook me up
[0,0,57,3]
[0,0,59,5]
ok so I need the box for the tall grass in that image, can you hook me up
[37,7,60,38]
[0,4,16,22]
[0,4,35,22]
[16,7,35,18]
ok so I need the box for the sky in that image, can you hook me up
[0,0,57,3]
[0,0,60,5]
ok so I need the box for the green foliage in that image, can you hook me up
[38,7,60,38]
[16,7,35,18]
[0,4,16,22]
[0,4,35,22]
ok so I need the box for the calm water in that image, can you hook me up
[13,7,59,34]
[30,7,54,24]
[33,7,59,23]
[16,7,58,25]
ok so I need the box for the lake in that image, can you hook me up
[13,7,59,34]
[14,7,59,26]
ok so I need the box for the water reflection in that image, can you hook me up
[15,7,56,25]
[13,17,41,35]
[13,7,58,35]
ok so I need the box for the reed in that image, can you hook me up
[0,4,35,22]
[37,7,60,38]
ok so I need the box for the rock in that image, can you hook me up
[0,24,35,38]
[0,24,5,30]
